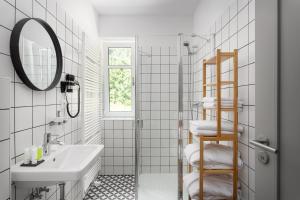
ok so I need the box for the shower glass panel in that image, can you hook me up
[135,34,178,200]
[135,34,200,200]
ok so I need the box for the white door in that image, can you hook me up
[253,0,279,199]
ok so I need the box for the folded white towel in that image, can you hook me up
[202,97,243,109]
[202,97,242,103]
[190,120,244,133]
[183,172,241,200]
[189,129,237,136]
[203,102,243,109]
[184,143,243,169]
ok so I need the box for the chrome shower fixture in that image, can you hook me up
[191,33,210,42]
[183,41,192,55]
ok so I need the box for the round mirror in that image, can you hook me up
[10,18,62,91]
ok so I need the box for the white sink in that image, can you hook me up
[11,144,104,188]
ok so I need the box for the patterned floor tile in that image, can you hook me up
[84,175,135,200]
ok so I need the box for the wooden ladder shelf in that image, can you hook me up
[188,49,239,200]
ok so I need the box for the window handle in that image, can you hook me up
[132,77,135,86]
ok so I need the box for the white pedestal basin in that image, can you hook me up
[11,144,104,188]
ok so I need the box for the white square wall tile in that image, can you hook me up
[15,107,32,132]
[16,0,32,17]
[239,142,249,165]
[249,106,255,126]
[47,12,56,32]
[113,121,123,129]
[238,85,249,105]
[33,91,45,106]
[249,42,255,63]
[0,54,14,80]
[66,14,73,30]
[15,83,32,107]
[239,164,249,183]
[123,121,133,129]
[57,5,66,23]
[57,21,65,40]
[238,0,248,11]
[249,168,255,191]
[238,25,249,48]
[0,27,11,55]
[230,0,238,19]
[0,0,15,30]
[15,129,32,156]
[33,0,46,19]
[240,183,249,200]
[249,85,255,105]
[238,5,249,30]
[66,29,72,45]
[46,105,56,124]
[47,0,56,16]
[249,63,255,84]
[249,0,255,21]
[15,8,27,23]
[0,77,10,109]
[249,147,255,169]
[0,170,9,199]
[222,8,230,27]
[238,66,249,86]
[36,0,46,7]
[249,20,255,43]
[33,126,45,146]
[33,106,45,127]
[151,47,160,55]
[152,56,160,65]
[0,109,9,141]
[46,89,56,105]
[0,140,9,172]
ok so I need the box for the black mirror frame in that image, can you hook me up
[10,18,63,91]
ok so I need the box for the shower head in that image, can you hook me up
[183,41,192,55]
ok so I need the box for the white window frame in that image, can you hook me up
[103,41,135,118]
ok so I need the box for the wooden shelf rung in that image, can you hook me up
[192,134,237,141]
[204,52,235,65]
[204,81,234,87]
[202,169,234,174]
[204,107,235,112]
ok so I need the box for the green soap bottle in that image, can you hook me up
[37,146,43,161]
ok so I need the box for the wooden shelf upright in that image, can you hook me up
[188,49,239,200]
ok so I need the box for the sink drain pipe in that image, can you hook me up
[59,183,65,200]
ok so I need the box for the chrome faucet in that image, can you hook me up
[43,133,64,156]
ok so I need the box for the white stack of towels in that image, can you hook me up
[183,143,243,199]
[185,119,244,199]
[202,97,243,109]
[183,172,241,200]
[189,120,244,136]
[184,143,243,169]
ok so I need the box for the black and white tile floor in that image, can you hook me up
[84,175,135,200]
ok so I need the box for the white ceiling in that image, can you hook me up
[90,0,199,16]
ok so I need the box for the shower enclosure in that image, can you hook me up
[134,34,204,200]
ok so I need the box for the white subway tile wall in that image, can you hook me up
[0,0,87,199]
[138,46,179,173]
[192,0,255,199]
[102,120,135,175]
[101,43,189,175]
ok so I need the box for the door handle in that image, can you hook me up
[250,139,278,153]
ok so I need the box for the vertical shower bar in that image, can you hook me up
[177,33,184,200]
[134,35,140,200]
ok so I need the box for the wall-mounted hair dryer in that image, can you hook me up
[61,74,80,118]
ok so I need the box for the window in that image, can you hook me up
[103,41,135,118]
